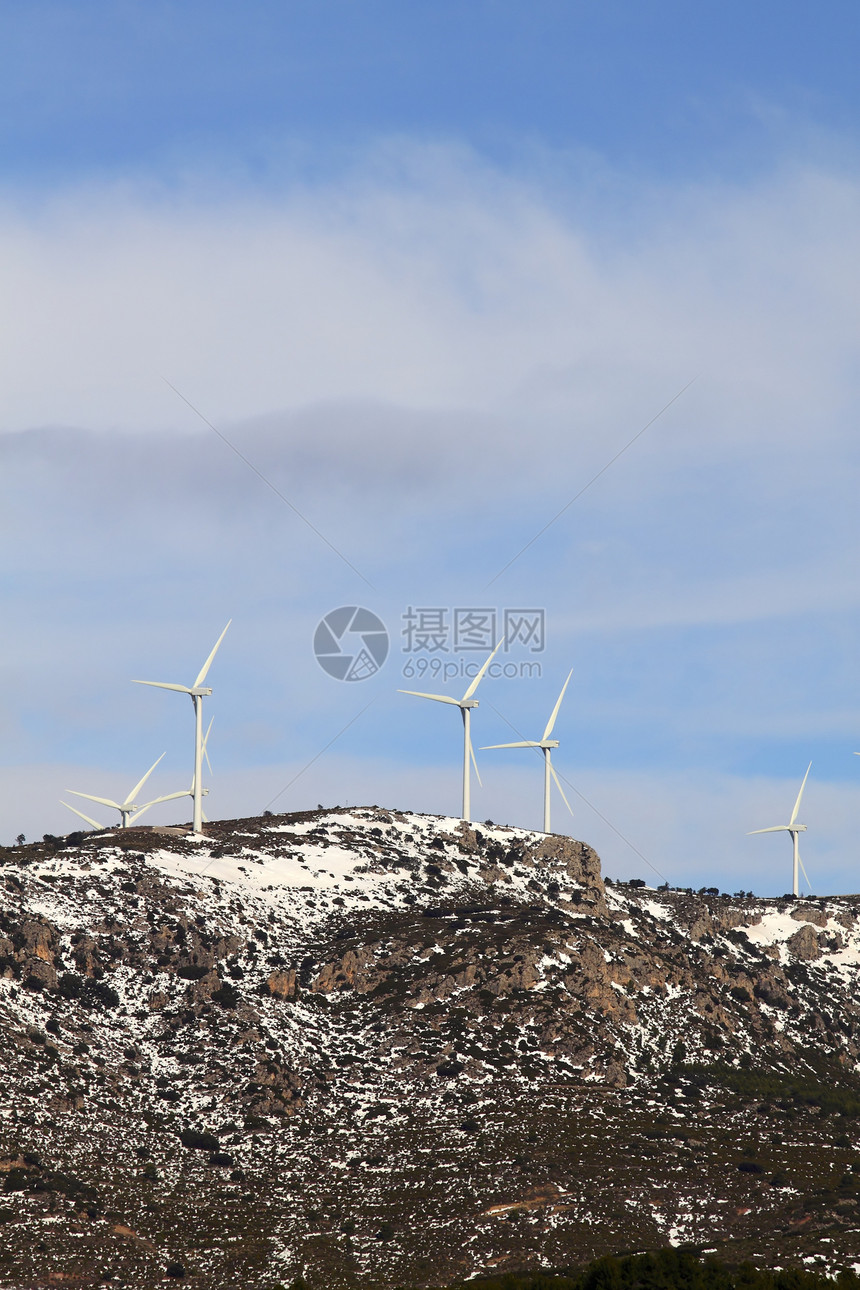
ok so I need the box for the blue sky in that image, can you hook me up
[3,2,860,184]
[1,2,860,894]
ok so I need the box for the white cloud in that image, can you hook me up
[0,150,858,453]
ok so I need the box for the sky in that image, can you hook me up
[2,1,860,894]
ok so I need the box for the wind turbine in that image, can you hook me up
[399,641,501,821]
[748,762,812,897]
[61,753,182,830]
[481,670,574,834]
[62,720,216,833]
[132,621,230,837]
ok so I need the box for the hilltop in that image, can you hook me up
[1,808,860,1287]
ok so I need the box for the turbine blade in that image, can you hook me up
[132,680,193,694]
[789,762,812,826]
[125,752,166,807]
[461,640,502,702]
[140,789,193,806]
[397,689,459,705]
[67,790,122,811]
[542,669,573,741]
[479,741,540,749]
[194,620,232,688]
[747,826,789,834]
[798,854,813,892]
[126,803,155,825]
[549,764,574,818]
[61,801,103,830]
[469,736,482,788]
[202,717,214,776]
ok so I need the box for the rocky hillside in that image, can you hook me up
[2,808,860,1288]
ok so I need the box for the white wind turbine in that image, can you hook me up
[399,641,502,822]
[62,720,216,833]
[748,762,812,897]
[61,753,183,830]
[132,622,230,837]
[481,670,574,834]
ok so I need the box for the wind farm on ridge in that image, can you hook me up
[45,617,843,901]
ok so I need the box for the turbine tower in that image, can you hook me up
[399,641,501,821]
[481,670,574,833]
[132,621,230,837]
[748,762,812,897]
[61,753,183,829]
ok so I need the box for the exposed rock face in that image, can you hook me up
[786,922,822,960]
[0,914,60,990]
[266,967,297,998]
[0,810,859,1288]
[792,906,828,928]
[532,834,606,912]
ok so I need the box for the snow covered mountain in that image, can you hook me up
[2,807,860,1287]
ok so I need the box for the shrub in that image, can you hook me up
[179,1129,219,1152]
[212,982,240,1009]
[58,973,119,1010]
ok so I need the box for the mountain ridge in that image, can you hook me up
[1,807,860,1287]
